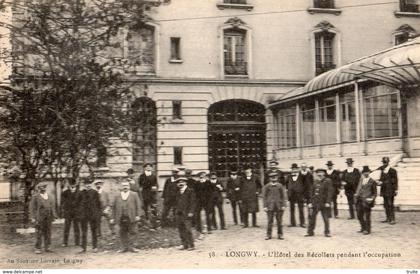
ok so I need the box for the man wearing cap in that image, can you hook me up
[175,172,196,250]
[306,169,334,237]
[138,163,158,221]
[61,179,81,247]
[30,182,57,254]
[355,166,377,235]
[161,167,179,227]
[110,181,141,253]
[287,163,307,228]
[94,180,112,237]
[341,158,361,220]
[263,171,287,240]
[208,172,226,230]
[126,168,140,195]
[78,179,101,253]
[226,170,242,225]
[264,160,284,186]
[239,167,262,228]
[325,161,341,218]
[194,172,212,237]
[377,157,398,225]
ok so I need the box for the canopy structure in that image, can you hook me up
[341,37,420,88]
[302,36,420,94]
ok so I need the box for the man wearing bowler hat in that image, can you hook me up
[138,163,158,221]
[162,167,180,227]
[175,171,196,250]
[110,181,141,253]
[208,172,226,230]
[61,179,81,247]
[226,169,242,225]
[306,168,334,237]
[287,163,307,228]
[194,171,212,237]
[325,161,341,218]
[377,157,398,225]
[341,158,361,220]
[30,182,57,254]
[355,166,377,235]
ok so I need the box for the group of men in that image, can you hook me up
[29,156,398,253]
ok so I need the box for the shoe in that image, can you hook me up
[390,221,396,225]
[363,231,370,235]
[78,249,87,254]
[178,245,187,250]
[334,216,339,219]
[242,225,249,228]
[187,247,195,251]
[221,227,227,230]
[381,220,389,223]
[252,225,260,228]
[61,243,68,247]
[45,248,53,253]
[300,224,306,228]
[117,249,128,253]
[357,230,364,233]
[92,248,98,253]
[325,233,332,237]
[348,217,355,220]
[278,235,284,240]
[265,236,271,240]
[34,249,42,254]
[129,248,139,253]
[304,233,314,237]
[287,224,296,227]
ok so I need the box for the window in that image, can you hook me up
[319,95,337,144]
[340,89,357,142]
[394,25,416,45]
[172,100,182,120]
[276,107,296,148]
[395,32,410,45]
[96,145,107,167]
[300,101,316,146]
[315,31,336,75]
[224,0,247,3]
[364,85,400,139]
[314,0,335,8]
[400,0,419,12]
[170,37,181,61]
[126,24,155,74]
[174,147,183,165]
[224,29,247,76]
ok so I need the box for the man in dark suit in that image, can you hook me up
[287,163,307,228]
[30,182,57,254]
[239,167,262,228]
[263,171,287,240]
[377,157,398,225]
[175,172,196,250]
[325,161,341,218]
[78,179,101,253]
[194,172,212,237]
[61,179,81,247]
[264,159,284,186]
[208,172,226,230]
[162,167,179,227]
[138,163,158,221]
[306,169,334,237]
[355,166,377,235]
[300,163,313,196]
[341,158,361,220]
[226,170,242,225]
[110,181,141,253]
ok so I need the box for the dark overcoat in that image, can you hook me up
[378,166,398,197]
[239,175,262,213]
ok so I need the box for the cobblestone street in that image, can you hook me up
[1,201,419,269]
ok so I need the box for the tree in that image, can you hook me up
[0,0,167,225]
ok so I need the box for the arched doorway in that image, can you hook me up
[131,97,157,172]
[208,100,267,177]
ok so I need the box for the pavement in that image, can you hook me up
[0,201,419,269]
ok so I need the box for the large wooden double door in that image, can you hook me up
[208,100,266,178]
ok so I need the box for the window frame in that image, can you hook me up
[173,146,183,165]
[172,100,183,121]
[169,37,182,62]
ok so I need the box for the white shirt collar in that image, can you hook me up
[145,171,152,176]
[292,174,298,181]
[362,177,370,185]
[97,188,103,194]
[40,193,48,200]
[180,185,187,194]
[121,191,130,200]
[347,167,354,172]
[301,170,308,175]
[327,169,334,175]
[383,165,390,174]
